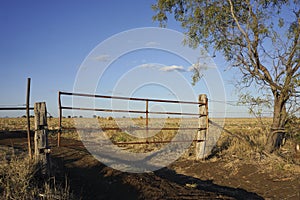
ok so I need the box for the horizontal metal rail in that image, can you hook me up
[112,139,205,145]
[0,107,34,110]
[59,139,205,147]
[57,91,209,147]
[60,127,207,131]
[57,127,206,146]
[61,106,204,117]
[59,91,205,105]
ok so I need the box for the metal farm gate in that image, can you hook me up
[57,91,209,159]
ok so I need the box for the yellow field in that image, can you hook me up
[0,117,299,200]
[0,117,272,130]
[0,117,298,157]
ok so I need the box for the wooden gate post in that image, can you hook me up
[196,94,208,160]
[26,78,32,159]
[34,102,50,175]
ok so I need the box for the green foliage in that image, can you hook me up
[153,0,300,135]
[153,0,298,62]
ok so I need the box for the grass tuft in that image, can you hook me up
[0,152,74,200]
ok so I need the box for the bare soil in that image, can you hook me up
[1,133,299,200]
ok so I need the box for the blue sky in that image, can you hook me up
[0,0,252,118]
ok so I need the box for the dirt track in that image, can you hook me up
[1,135,299,199]
[51,138,262,200]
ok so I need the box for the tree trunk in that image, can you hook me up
[266,94,287,153]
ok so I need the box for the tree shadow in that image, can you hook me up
[51,152,139,200]
[155,167,264,200]
[0,130,34,139]
[51,143,263,199]
[1,132,264,199]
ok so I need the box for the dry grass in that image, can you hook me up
[211,118,300,178]
[68,117,189,153]
[1,117,299,200]
[0,151,74,200]
[1,117,299,175]
[1,116,298,152]
[0,117,74,132]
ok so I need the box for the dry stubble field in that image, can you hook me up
[0,117,299,199]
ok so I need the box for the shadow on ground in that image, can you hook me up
[51,138,263,200]
[1,135,264,199]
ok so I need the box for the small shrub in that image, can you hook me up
[0,154,74,200]
[106,116,113,120]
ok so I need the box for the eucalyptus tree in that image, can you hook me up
[152,0,300,152]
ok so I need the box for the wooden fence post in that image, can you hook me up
[58,91,62,147]
[146,99,149,141]
[34,102,50,175]
[196,94,208,160]
[26,78,32,159]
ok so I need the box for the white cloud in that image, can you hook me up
[140,63,160,69]
[93,54,111,62]
[138,63,214,73]
[160,65,187,72]
[145,41,160,47]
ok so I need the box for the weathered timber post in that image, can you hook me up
[26,78,32,159]
[58,91,62,147]
[146,99,149,142]
[196,94,208,160]
[34,102,50,175]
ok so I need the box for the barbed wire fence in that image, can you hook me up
[208,99,274,119]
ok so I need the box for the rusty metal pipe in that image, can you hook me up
[59,91,205,105]
[61,106,204,116]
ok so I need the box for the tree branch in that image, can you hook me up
[288,10,300,75]
[228,0,283,92]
